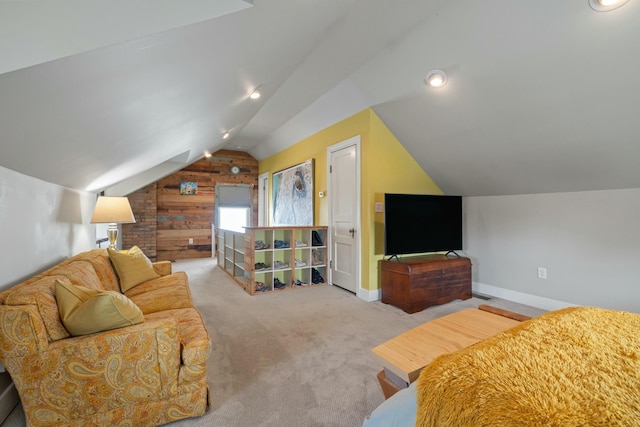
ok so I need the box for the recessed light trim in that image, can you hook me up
[589,0,630,11]
[425,69,448,88]
[249,87,261,99]
[222,131,230,139]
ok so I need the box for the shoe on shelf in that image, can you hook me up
[255,240,269,250]
[273,260,289,270]
[311,268,325,284]
[294,278,309,286]
[255,281,269,292]
[295,240,307,247]
[274,278,287,289]
[274,239,290,249]
[294,258,306,268]
[312,249,323,266]
[254,262,269,271]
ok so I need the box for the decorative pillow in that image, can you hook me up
[108,246,159,292]
[55,280,144,336]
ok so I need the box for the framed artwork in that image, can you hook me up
[180,182,198,195]
[272,159,314,225]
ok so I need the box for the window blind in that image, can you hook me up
[216,185,251,208]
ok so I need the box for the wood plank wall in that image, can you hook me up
[122,149,258,261]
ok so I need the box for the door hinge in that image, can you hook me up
[330,260,333,268]
[329,165,332,173]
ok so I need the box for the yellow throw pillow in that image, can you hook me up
[55,280,144,336]
[108,246,159,292]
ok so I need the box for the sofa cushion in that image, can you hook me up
[52,260,104,290]
[125,271,194,314]
[55,280,144,336]
[73,249,121,292]
[108,246,159,292]
[4,275,71,341]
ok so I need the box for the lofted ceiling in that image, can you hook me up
[1,0,639,197]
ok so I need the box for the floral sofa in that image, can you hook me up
[0,248,211,427]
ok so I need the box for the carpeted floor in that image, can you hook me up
[2,257,545,427]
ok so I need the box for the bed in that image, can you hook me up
[363,306,640,427]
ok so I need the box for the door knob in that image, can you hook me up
[349,228,355,238]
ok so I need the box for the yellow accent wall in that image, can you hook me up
[259,108,442,292]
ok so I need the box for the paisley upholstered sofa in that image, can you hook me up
[0,248,211,427]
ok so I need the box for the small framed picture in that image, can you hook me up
[180,182,198,195]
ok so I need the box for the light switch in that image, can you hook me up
[375,202,383,213]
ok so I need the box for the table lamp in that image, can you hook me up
[90,196,136,250]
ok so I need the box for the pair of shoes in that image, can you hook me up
[274,239,290,249]
[255,281,269,292]
[294,278,308,286]
[294,258,306,267]
[273,260,289,270]
[255,262,269,271]
[311,268,325,284]
[295,240,307,247]
[312,250,323,266]
[255,240,269,250]
[274,278,287,289]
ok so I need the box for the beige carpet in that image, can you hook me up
[2,258,545,427]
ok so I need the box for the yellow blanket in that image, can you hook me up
[415,307,640,427]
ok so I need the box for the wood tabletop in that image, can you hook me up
[371,308,521,384]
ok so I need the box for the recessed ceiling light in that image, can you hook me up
[589,0,630,11]
[204,151,212,158]
[249,87,261,100]
[425,69,447,88]
[222,131,230,139]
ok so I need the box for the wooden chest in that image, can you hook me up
[380,255,472,314]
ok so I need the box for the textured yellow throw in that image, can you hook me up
[415,307,640,427]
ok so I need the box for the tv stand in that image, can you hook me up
[380,254,471,314]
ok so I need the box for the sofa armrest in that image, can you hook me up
[5,318,183,423]
[0,305,50,358]
[152,261,172,276]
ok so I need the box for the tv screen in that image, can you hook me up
[384,193,462,256]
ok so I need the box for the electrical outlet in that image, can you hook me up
[188,238,194,245]
[375,202,384,213]
[537,267,547,279]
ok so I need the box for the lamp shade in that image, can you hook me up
[90,196,136,224]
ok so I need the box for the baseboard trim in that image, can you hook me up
[357,282,575,310]
[473,282,576,311]
[358,287,381,302]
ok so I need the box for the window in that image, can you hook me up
[218,207,250,232]
[216,184,252,232]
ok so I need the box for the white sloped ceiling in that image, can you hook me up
[1,0,639,196]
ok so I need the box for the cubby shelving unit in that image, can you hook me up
[218,229,250,288]
[218,226,328,295]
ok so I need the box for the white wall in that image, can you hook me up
[0,166,96,291]
[464,188,640,313]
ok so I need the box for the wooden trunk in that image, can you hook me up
[380,255,472,314]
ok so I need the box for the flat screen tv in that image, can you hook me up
[384,193,462,257]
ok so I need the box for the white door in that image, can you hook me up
[258,172,269,226]
[328,136,360,294]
